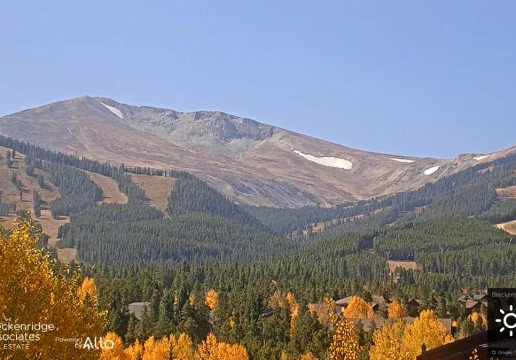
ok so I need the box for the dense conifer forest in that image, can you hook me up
[1,134,516,359]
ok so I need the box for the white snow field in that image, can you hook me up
[390,158,415,163]
[100,102,124,119]
[293,150,353,169]
[473,154,492,161]
[424,166,440,175]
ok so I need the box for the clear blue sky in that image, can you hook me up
[1,1,515,158]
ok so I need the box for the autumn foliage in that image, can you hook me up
[0,215,107,360]
[387,300,407,318]
[78,277,98,302]
[342,296,374,319]
[369,309,454,360]
[196,333,249,360]
[205,289,218,311]
[330,319,362,360]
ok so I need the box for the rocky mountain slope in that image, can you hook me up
[1,96,514,207]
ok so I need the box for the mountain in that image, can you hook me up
[1,96,514,207]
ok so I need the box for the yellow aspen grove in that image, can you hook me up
[170,333,195,360]
[205,289,218,311]
[77,277,98,302]
[342,296,374,319]
[124,339,144,360]
[0,215,107,360]
[387,300,407,318]
[100,332,128,360]
[142,336,170,360]
[400,310,454,359]
[329,319,362,360]
[196,333,249,360]
[369,319,408,360]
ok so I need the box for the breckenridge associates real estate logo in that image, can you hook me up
[0,320,113,351]
[0,321,55,350]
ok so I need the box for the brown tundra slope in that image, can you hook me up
[1,96,514,208]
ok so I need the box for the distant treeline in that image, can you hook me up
[247,152,516,236]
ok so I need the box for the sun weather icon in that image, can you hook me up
[496,305,516,337]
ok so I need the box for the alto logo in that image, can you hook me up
[82,337,114,350]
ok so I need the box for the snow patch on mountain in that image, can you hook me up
[100,102,124,119]
[390,158,415,163]
[424,166,440,175]
[293,150,353,169]
[473,154,492,161]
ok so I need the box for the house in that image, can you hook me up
[406,298,422,316]
[334,296,354,314]
[370,296,392,312]
[462,300,483,316]
[457,295,471,303]
[472,294,486,302]
[128,302,150,320]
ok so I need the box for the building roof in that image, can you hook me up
[457,295,471,302]
[464,300,480,309]
[371,296,391,305]
[407,298,422,305]
[128,302,150,320]
[335,296,354,306]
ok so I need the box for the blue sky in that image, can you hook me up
[1,1,515,158]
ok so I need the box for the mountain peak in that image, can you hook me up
[0,97,514,207]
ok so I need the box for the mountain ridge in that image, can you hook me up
[1,96,514,208]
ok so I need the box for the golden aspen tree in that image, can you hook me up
[342,296,374,319]
[124,339,144,360]
[329,320,362,360]
[170,333,195,360]
[142,336,170,360]
[78,277,98,302]
[387,300,407,318]
[216,341,249,359]
[268,290,286,310]
[0,215,107,360]
[205,289,218,311]
[280,352,288,360]
[400,310,454,359]
[308,297,337,326]
[286,292,299,332]
[468,312,487,329]
[369,320,408,360]
[100,332,128,360]
[196,333,249,360]
[300,352,319,360]
[196,333,217,360]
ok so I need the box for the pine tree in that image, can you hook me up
[6,150,12,168]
